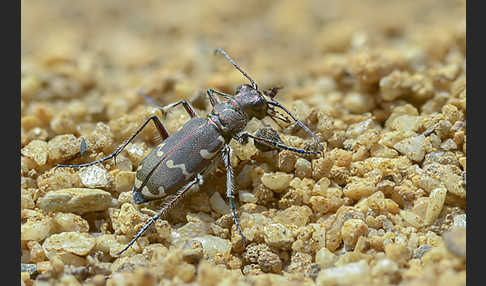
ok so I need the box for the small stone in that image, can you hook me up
[21,189,35,210]
[21,140,48,166]
[413,245,432,259]
[341,219,369,250]
[42,233,94,266]
[424,187,447,225]
[315,247,337,269]
[316,260,369,286]
[78,165,111,188]
[21,263,37,276]
[182,240,204,264]
[37,188,112,214]
[52,212,90,233]
[453,214,466,228]
[263,223,294,249]
[27,241,46,263]
[238,190,257,203]
[295,158,312,178]
[21,211,52,241]
[47,134,82,162]
[209,192,230,215]
[393,134,426,162]
[278,150,297,172]
[274,205,312,227]
[440,138,457,151]
[400,210,423,228]
[258,251,282,273]
[193,235,231,258]
[385,243,411,266]
[443,227,466,258]
[112,170,136,194]
[261,172,293,192]
[343,179,375,200]
[371,258,398,276]
[343,92,375,114]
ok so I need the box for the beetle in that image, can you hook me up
[56,48,323,255]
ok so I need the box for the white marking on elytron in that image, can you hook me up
[141,186,152,197]
[166,160,192,179]
[141,185,161,198]
[200,149,218,159]
[156,143,166,157]
[157,186,167,197]
[134,178,142,188]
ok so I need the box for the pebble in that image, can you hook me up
[261,172,293,192]
[52,212,90,233]
[315,247,338,269]
[78,165,111,188]
[424,187,447,225]
[443,227,466,258]
[341,219,369,250]
[21,211,52,241]
[238,190,258,203]
[316,260,369,286]
[37,188,112,214]
[393,134,426,162]
[47,134,82,162]
[209,192,230,215]
[371,258,398,276]
[193,235,232,258]
[21,140,48,166]
[274,205,312,227]
[295,158,312,178]
[263,223,294,249]
[43,232,96,256]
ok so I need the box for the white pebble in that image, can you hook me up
[78,165,110,188]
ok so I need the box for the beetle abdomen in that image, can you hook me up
[133,117,224,203]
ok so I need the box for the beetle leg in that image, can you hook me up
[139,89,197,118]
[117,175,201,256]
[207,89,233,107]
[235,131,321,155]
[56,116,169,168]
[221,144,246,243]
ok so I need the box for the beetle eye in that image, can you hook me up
[236,84,252,94]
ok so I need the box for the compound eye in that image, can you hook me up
[236,84,252,94]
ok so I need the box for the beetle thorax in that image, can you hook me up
[209,101,248,139]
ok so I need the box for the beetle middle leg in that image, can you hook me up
[221,144,246,243]
[206,89,234,107]
[139,89,198,118]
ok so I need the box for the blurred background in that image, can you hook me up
[21,0,465,102]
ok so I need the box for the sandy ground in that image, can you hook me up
[21,0,466,285]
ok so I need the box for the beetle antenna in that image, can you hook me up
[267,101,322,152]
[214,48,258,90]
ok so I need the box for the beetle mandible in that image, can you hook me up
[57,48,323,255]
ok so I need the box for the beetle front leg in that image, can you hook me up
[235,131,321,155]
[221,144,246,243]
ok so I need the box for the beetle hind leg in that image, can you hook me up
[118,175,201,255]
[56,115,170,169]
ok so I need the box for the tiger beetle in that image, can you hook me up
[56,48,323,255]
